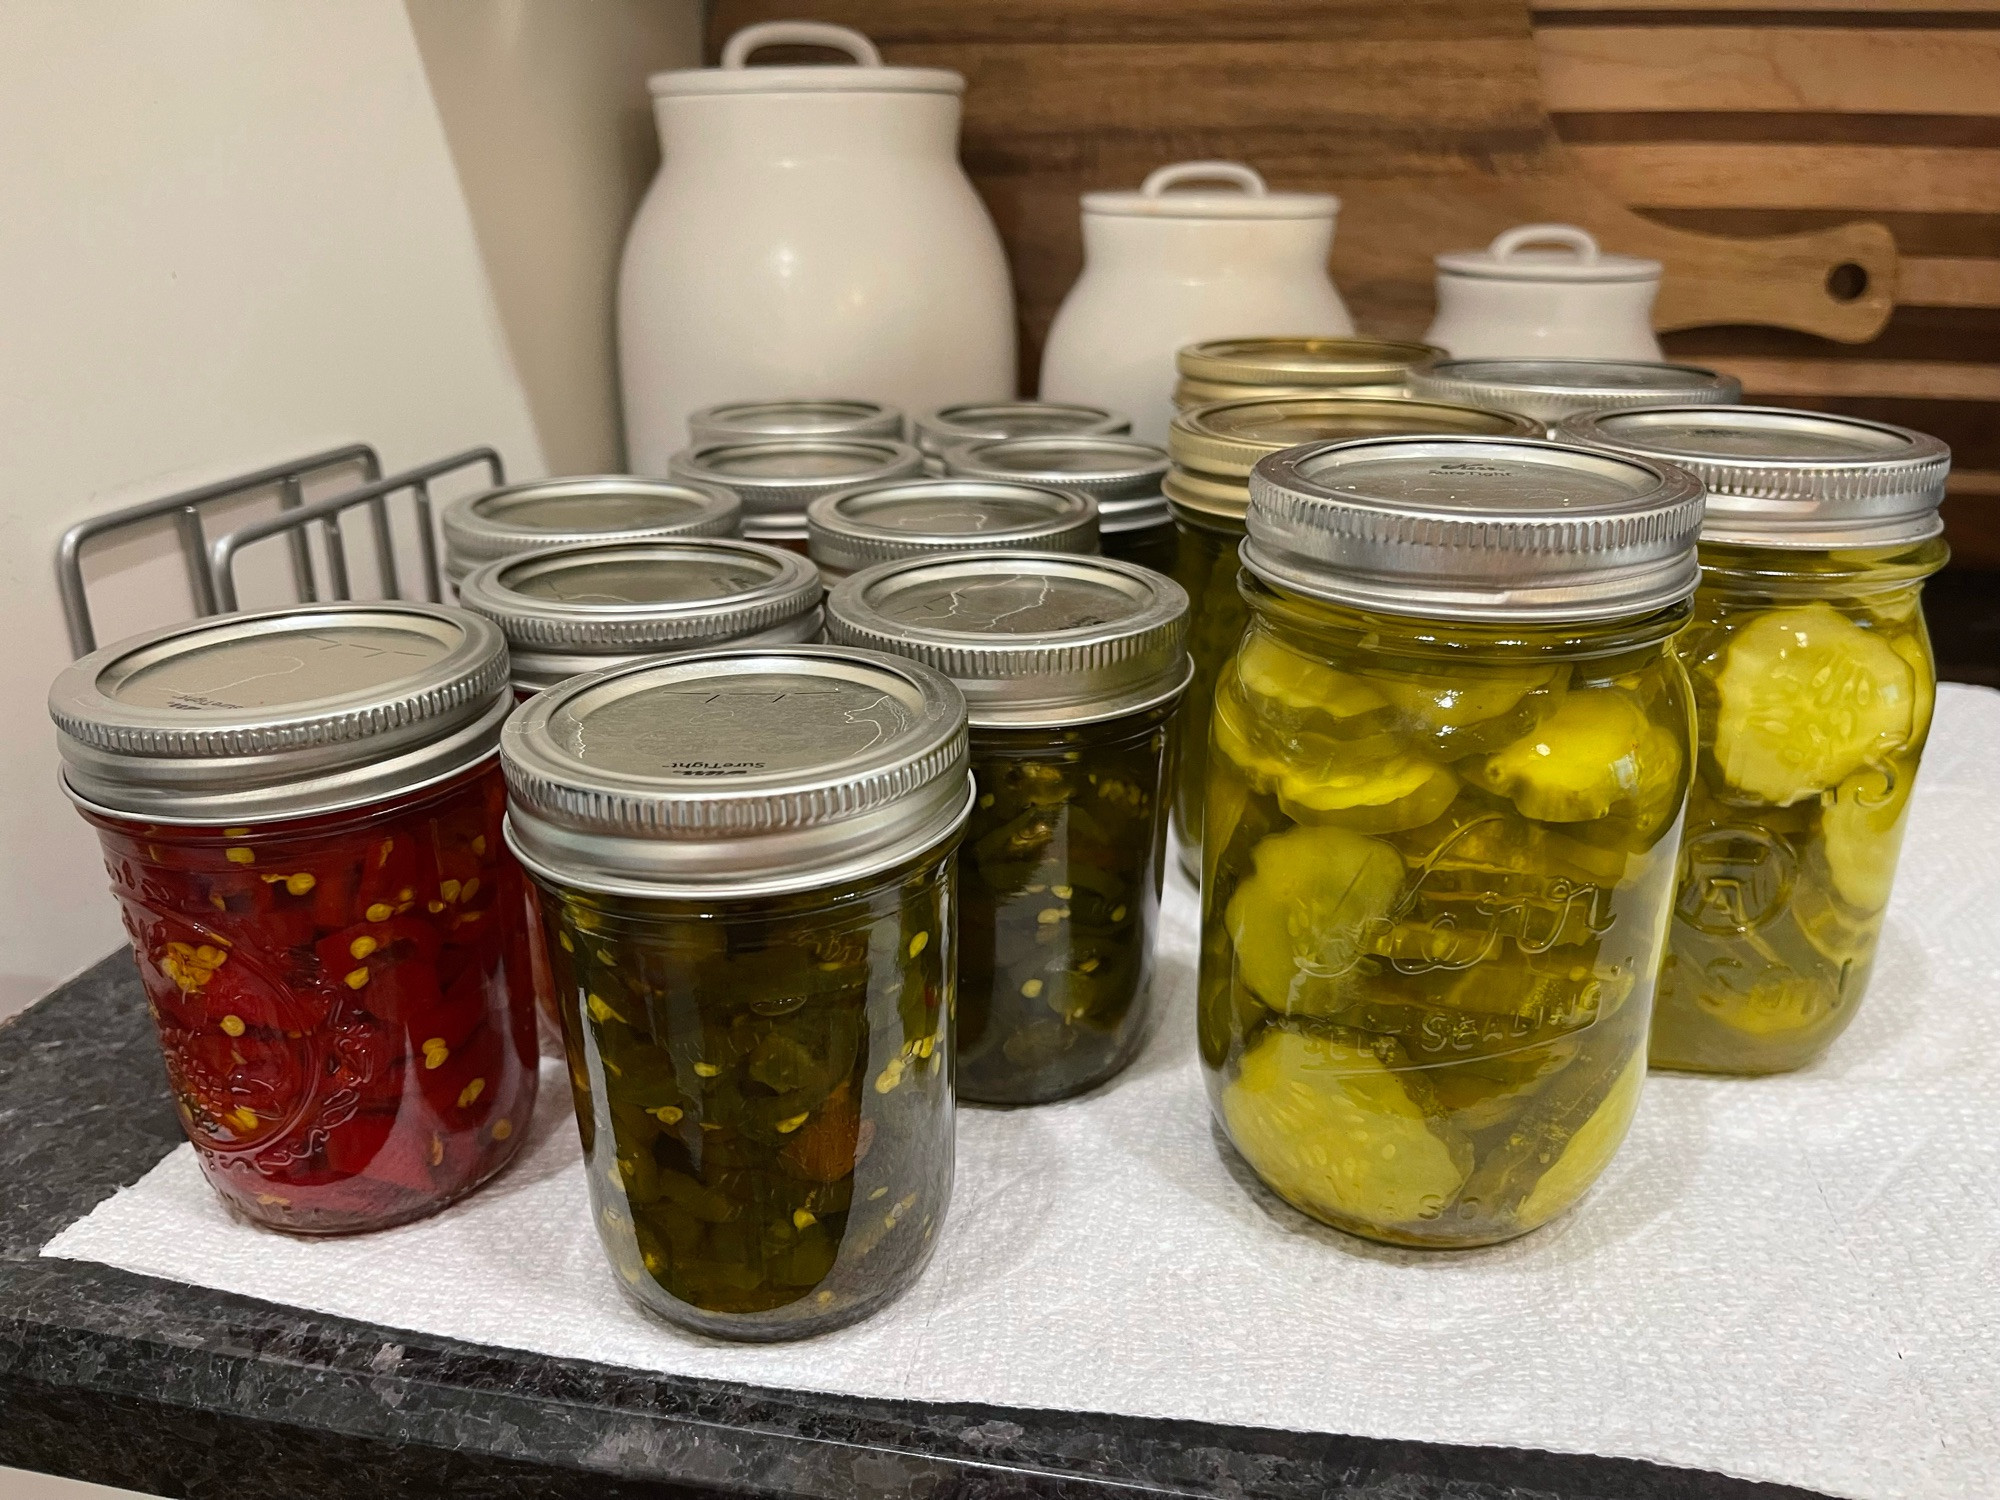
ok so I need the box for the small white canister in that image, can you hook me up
[1425,224,1664,361]
[1040,162,1353,446]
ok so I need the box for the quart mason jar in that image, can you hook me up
[441,475,741,589]
[945,434,1177,573]
[1203,437,1703,1247]
[826,554,1190,1104]
[670,436,925,552]
[1412,357,1741,427]
[502,645,972,1339]
[50,605,539,1233]
[805,477,1099,582]
[1166,395,1543,877]
[455,537,823,697]
[1558,406,1951,1073]
[1172,336,1441,410]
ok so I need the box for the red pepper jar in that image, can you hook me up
[50,603,539,1234]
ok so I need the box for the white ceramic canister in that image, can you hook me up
[1039,162,1353,446]
[619,22,1015,474]
[1425,224,1664,361]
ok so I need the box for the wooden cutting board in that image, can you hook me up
[709,0,1897,378]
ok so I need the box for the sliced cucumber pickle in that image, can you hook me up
[1467,690,1682,827]
[1224,824,1405,1016]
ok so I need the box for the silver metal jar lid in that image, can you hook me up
[441,476,741,581]
[1247,436,1705,623]
[687,398,904,445]
[51,603,512,824]
[670,437,926,540]
[455,539,824,690]
[914,401,1129,458]
[501,644,971,899]
[806,478,1100,578]
[1554,405,1950,549]
[944,434,1170,534]
[1412,359,1743,425]
[824,553,1191,728]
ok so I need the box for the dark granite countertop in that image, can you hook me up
[0,953,1827,1500]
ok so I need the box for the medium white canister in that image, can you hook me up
[1425,224,1664,361]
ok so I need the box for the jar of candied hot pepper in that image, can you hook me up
[1204,436,1703,1247]
[945,434,1178,574]
[50,604,539,1234]
[502,644,971,1339]
[1557,406,1950,1074]
[441,475,742,588]
[825,554,1190,1105]
[455,537,824,696]
[805,477,1099,582]
[1166,395,1543,878]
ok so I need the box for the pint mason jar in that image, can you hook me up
[805,476,1099,582]
[1559,406,1951,1073]
[1202,436,1703,1247]
[827,553,1190,1104]
[1411,357,1741,427]
[945,433,1177,573]
[688,398,906,447]
[671,435,924,552]
[914,400,1128,474]
[502,645,972,1339]
[50,605,539,1233]
[441,475,742,590]
[455,536,824,697]
[1166,395,1542,877]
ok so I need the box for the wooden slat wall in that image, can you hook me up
[1533,1,2000,565]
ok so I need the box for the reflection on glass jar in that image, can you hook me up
[1559,402,1952,1074]
[827,552,1189,1104]
[502,644,972,1338]
[1201,436,1703,1247]
[50,604,538,1233]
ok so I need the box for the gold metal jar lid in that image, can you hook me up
[1173,375,1409,410]
[1175,336,1442,392]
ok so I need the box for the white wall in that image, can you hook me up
[0,0,546,1020]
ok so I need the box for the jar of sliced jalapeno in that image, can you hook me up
[1166,396,1545,878]
[944,434,1178,574]
[441,475,742,587]
[50,604,539,1234]
[826,554,1190,1105]
[502,644,971,1339]
[1558,406,1950,1074]
[1204,436,1703,1247]
[455,537,823,697]
[806,477,1099,581]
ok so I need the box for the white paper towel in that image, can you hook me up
[45,686,2000,1500]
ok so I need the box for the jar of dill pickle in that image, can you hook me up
[1557,406,1950,1074]
[1166,396,1544,878]
[501,644,972,1339]
[826,554,1190,1104]
[1206,436,1703,1247]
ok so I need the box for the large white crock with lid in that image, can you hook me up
[619,21,1015,475]
[1424,223,1664,361]
[1039,161,1353,446]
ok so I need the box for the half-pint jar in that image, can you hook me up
[1413,358,1741,426]
[915,400,1129,472]
[827,554,1190,1104]
[1173,336,1441,410]
[1204,437,1702,1246]
[945,433,1176,573]
[441,476,741,588]
[502,645,971,1339]
[670,436,924,551]
[806,477,1098,581]
[50,604,539,1233]
[1559,405,1951,1073]
[688,398,905,446]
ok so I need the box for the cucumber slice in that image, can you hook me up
[1237,633,1388,721]
[1278,755,1460,835]
[1466,690,1682,826]
[1713,604,1915,806]
[1820,766,1912,912]
[1222,1027,1469,1228]
[1516,1049,1646,1228]
[1225,825,1405,1015]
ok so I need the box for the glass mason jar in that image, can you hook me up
[945,433,1177,573]
[441,475,741,589]
[915,400,1128,474]
[688,397,906,447]
[1166,396,1543,877]
[502,644,972,1339]
[1202,436,1704,1248]
[1411,357,1742,427]
[49,604,538,1234]
[670,435,925,552]
[826,553,1190,1104]
[805,477,1099,582]
[455,537,824,698]
[1558,406,1952,1073]
[1172,336,1442,410]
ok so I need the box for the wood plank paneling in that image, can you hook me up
[1901,256,2000,304]
[1539,26,2000,112]
[1570,143,2000,210]
[1535,0,2000,12]
[1700,355,2000,398]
